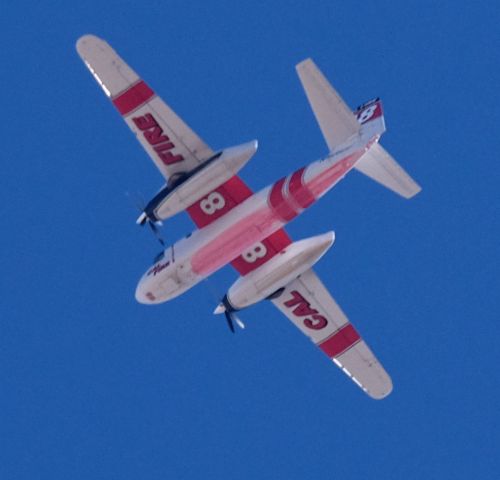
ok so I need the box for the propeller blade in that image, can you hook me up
[224,310,235,333]
[148,220,165,247]
[234,315,245,330]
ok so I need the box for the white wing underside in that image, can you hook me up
[271,269,393,399]
[76,34,213,181]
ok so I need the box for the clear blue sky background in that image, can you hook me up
[1,1,499,478]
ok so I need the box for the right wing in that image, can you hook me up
[296,58,361,152]
[76,34,213,181]
[271,268,393,399]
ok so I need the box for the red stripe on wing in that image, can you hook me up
[112,80,154,116]
[318,324,361,358]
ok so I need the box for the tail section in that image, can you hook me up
[296,58,421,199]
[296,59,360,152]
[355,98,386,141]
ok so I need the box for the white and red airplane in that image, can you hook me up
[77,35,421,399]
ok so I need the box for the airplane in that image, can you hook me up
[76,34,421,400]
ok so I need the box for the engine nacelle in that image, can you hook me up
[137,140,258,224]
[215,231,335,312]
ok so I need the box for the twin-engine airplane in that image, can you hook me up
[77,34,421,399]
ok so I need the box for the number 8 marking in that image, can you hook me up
[200,192,226,215]
[358,104,377,124]
[242,242,267,263]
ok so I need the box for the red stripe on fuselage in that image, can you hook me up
[112,80,154,116]
[288,167,315,209]
[318,323,361,358]
[269,178,297,222]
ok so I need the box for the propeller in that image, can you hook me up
[126,192,165,247]
[224,310,246,333]
[214,295,245,333]
[224,310,236,333]
[147,219,165,247]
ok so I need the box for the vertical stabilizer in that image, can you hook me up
[355,98,386,140]
[296,59,360,152]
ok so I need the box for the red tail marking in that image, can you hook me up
[319,324,361,358]
[269,178,297,222]
[112,80,154,116]
[356,100,383,124]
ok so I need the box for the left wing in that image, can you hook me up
[76,34,213,181]
[271,269,392,399]
[76,34,293,276]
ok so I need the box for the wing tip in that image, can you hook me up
[75,34,111,62]
[404,184,422,199]
[365,374,393,400]
[295,57,314,72]
[76,34,100,54]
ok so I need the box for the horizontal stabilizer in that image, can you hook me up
[296,59,360,151]
[355,143,421,199]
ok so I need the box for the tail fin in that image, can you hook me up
[354,99,420,198]
[355,143,421,199]
[296,58,421,199]
[355,98,386,140]
[296,59,360,152]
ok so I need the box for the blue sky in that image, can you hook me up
[1,1,499,478]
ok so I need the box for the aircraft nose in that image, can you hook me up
[135,276,158,304]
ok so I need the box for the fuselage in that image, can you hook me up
[136,134,379,304]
